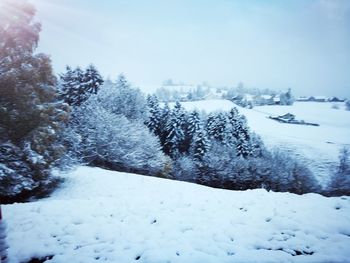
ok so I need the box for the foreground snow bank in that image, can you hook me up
[3,166,350,263]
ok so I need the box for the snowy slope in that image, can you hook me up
[174,100,350,185]
[3,166,350,263]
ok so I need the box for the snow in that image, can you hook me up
[3,166,350,263]
[173,100,350,185]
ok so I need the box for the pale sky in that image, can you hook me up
[31,0,350,97]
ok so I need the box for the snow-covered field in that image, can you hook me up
[175,100,350,185]
[3,166,350,263]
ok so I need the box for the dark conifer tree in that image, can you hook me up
[146,95,162,137]
[59,65,103,106]
[83,64,104,95]
[0,0,69,202]
[164,102,186,158]
[184,110,201,153]
[192,127,210,163]
[206,112,228,144]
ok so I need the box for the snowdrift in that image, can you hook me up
[3,166,350,263]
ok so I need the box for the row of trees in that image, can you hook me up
[145,96,316,193]
[60,75,169,176]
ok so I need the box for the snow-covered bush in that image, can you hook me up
[66,77,169,176]
[261,150,319,194]
[172,155,198,182]
[327,147,350,196]
[97,75,147,121]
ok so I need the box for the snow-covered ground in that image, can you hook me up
[174,100,350,185]
[3,166,350,263]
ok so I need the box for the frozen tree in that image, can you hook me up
[69,92,168,176]
[199,142,236,187]
[328,147,350,195]
[146,95,162,136]
[226,108,240,143]
[280,88,294,105]
[264,150,318,194]
[182,110,201,153]
[187,110,201,139]
[59,64,103,106]
[172,155,198,182]
[226,110,252,157]
[0,0,69,202]
[192,128,210,163]
[97,75,147,120]
[206,112,228,144]
[164,102,187,158]
[249,133,266,158]
[83,64,104,94]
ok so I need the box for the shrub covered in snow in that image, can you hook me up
[64,76,169,176]
[327,147,350,196]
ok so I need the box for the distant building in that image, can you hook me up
[309,96,327,102]
[273,96,281,105]
[296,96,310,102]
[327,97,345,102]
[279,113,296,121]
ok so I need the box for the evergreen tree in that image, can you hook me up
[146,95,162,136]
[184,110,201,153]
[192,127,210,163]
[83,64,104,95]
[0,0,69,202]
[206,112,228,144]
[187,110,201,138]
[59,64,103,106]
[164,102,186,158]
[158,102,171,150]
[226,108,240,144]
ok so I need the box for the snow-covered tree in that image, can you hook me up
[328,147,350,195]
[280,88,294,106]
[187,110,201,139]
[226,109,252,157]
[97,75,147,121]
[68,88,168,176]
[59,65,103,107]
[172,155,198,182]
[0,0,69,202]
[146,95,162,136]
[192,128,210,163]
[83,64,104,95]
[164,102,187,158]
[199,142,236,187]
[206,112,228,144]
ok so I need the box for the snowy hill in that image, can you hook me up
[172,100,350,185]
[3,166,350,263]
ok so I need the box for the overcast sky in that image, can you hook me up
[31,0,350,97]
